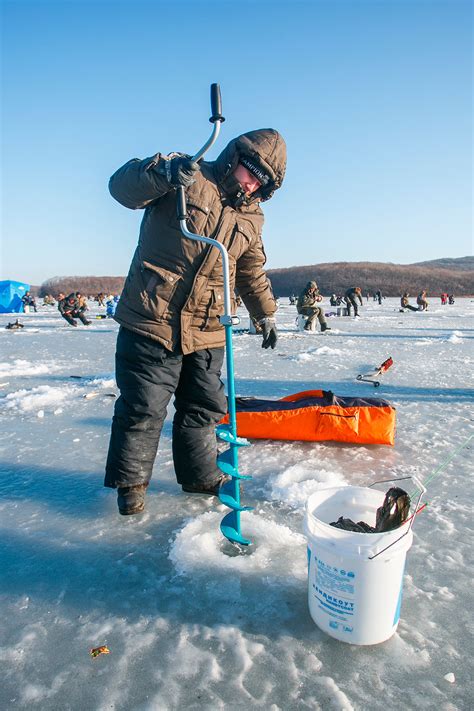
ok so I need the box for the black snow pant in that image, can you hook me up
[344,296,359,316]
[104,327,227,490]
[61,310,90,326]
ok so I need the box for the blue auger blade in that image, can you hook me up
[218,479,254,511]
[216,426,250,447]
[221,510,252,546]
[217,448,252,480]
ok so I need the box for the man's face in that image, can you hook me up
[233,164,262,196]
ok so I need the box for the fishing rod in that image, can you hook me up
[408,432,473,499]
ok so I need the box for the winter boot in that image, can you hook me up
[321,323,331,332]
[182,474,231,497]
[117,483,148,515]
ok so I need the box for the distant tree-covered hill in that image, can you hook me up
[35,257,474,299]
[38,276,125,297]
[410,256,474,272]
[266,261,474,297]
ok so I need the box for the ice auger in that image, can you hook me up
[176,84,253,546]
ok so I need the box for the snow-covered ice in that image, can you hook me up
[0,298,473,710]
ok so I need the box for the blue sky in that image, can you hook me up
[1,0,472,285]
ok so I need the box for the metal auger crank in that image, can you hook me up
[176,84,253,546]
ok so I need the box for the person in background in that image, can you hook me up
[448,294,455,305]
[104,128,286,516]
[106,298,117,317]
[297,281,330,332]
[417,290,429,311]
[375,289,383,305]
[21,291,37,312]
[440,293,448,305]
[42,293,55,306]
[400,292,418,312]
[329,294,338,306]
[76,292,89,311]
[58,293,92,326]
[344,287,363,317]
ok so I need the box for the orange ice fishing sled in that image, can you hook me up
[220,390,396,446]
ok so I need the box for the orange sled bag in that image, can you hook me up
[220,390,395,446]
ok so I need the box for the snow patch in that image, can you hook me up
[269,463,348,509]
[169,511,306,580]
[288,345,343,361]
[3,385,72,413]
[0,359,61,377]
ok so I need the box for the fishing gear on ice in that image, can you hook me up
[330,487,411,533]
[356,356,393,387]
[219,389,396,445]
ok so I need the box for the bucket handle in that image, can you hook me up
[367,475,426,560]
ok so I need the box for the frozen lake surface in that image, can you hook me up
[1,297,473,710]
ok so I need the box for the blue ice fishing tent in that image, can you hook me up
[0,280,30,313]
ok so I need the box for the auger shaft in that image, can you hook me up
[176,83,252,545]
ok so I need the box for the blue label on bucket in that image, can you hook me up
[312,556,356,621]
[313,585,354,616]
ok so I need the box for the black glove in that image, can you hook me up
[259,317,278,349]
[169,156,200,188]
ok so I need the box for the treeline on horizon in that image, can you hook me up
[266,261,474,297]
[34,259,474,298]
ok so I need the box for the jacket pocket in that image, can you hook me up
[140,261,181,319]
[172,201,210,235]
[198,288,224,331]
[227,226,252,261]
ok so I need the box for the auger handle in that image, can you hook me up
[191,83,225,163]
[176,187,187,221]
[210,83,225,123]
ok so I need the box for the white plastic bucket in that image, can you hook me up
[297,314,316,331]
[304,486,414,645]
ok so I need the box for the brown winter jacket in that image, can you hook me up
[110,129,286,354]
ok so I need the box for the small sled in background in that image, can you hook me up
[356,357,393,388]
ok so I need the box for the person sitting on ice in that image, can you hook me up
[58,293,92,327]
[400,292,418,312]
[106,299,117,317]
[329,294,338,306]
[5,319,24,330]
[42,293,55,306]
[448,294,455,305]
[416,290,429,311]
[344,286,363,317]
[297,281,330,332]
[75,291,89,312]
[21,291,37,312]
